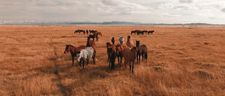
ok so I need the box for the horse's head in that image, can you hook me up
[64,45,76,54]
[106,42,111,48]
[64,45,70,54]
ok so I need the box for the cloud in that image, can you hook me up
[221,8,225,13]
[0,0,225,24]
[179,0,192,3]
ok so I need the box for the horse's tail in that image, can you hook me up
[145,52,148,60]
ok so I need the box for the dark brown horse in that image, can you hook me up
[106,42,117,70]
[131,30,154,35]
[147,30,155,35]
[89,30,97,34]
[131,30,138,35]
[64,44,86,65]
[136,41,148,63]
[74,29,86,34]
[136,41,148,62]
[140,44,148,61]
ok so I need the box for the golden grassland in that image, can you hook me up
[0,25,225,96]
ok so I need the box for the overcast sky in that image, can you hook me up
[0,0,225,24]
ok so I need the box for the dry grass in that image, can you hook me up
[0,25,225,96]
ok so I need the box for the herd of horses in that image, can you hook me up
[131,30,155,35]
[64,29,151,73]
[74,29,102,41]
[106,39,148,73]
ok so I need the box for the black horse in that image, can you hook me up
[106,42,117,70]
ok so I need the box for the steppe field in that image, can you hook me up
[0,25,225,96]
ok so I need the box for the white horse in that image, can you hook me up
[77,47,95,69]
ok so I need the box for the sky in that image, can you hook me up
[0,0,225,24]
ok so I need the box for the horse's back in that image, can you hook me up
[86,47,94,58]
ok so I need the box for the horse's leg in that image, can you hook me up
[142,53,145,61]
[129,62,131,72]
[109,60,111,69]
[132,61,134,73]
[72,56,74,66]
[83,59,85,69]
[145,52,148,62]
[123,57,126,68]
[137,53,140,63]
[93,50,96,64]
[86,58,89,65]
[117,55,120,66]
[79,58,82,69]
[112,56,116,70]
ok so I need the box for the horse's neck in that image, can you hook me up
[70,47,76,55]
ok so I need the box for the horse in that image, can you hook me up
[136,41,148,63]
[106,42,117,70]
[136,40,142,63]
[122,47,137,73]
[140,44,148,61]
[131,30,138,35]
[137,30,147,35]
[64,44,86,66]
[126,36,135,49]
[88,31,102,41]
[86,36,96,49]
[86,37,96,63]
[147,30,155,35]
[74,29,86,34]
[115,44,127,67]
[89,30,97,34]
[86,30,89,34]
[77,47,95,69]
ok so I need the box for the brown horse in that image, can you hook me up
[122,47,137,73]
[106,42,117,70]
[74,29,86,34]
[131,30,138,35]
[115,44,126,67]
[147,30,155,35]
[89,30,97,34]
[136,41,148,63]
[64,44,86,65]
[140,44,148,61]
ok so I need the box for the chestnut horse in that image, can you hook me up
[115,44,126,67]
[122,47,137,73]
[64,44,86,65]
